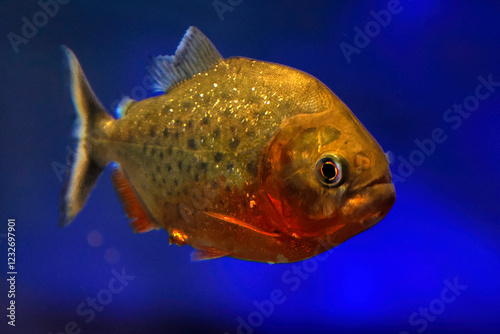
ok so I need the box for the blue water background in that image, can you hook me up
[1,0,499,333]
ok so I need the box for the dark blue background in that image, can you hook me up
[1,0,499,333]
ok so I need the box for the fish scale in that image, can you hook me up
[108,58,333,208]
[59,26,395,263]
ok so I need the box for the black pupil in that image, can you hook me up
[321,161,337,180]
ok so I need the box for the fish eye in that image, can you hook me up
[315,155,345,187]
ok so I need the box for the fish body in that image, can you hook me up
[60,27,395,263]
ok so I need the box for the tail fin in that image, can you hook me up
[59,46,114,227]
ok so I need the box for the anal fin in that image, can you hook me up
[190,247,228,261]
[111,169,159,233]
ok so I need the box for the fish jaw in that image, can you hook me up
[340,172,396,228]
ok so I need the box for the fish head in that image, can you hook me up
[259,108,395,238]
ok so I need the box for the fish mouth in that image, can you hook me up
[349,170,393,195]
[358,183,395,226]
[363,170,393,189]
[341,170,396,227]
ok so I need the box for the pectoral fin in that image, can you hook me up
[204,212,280,237]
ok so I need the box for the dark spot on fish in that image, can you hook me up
[214,152,223,162]
[163,128,169,137]
[229,137,240,150]
[212,128,220,139]
[201,117,210,125]
[167,146,173,155]
[156,165,161,172]
[230,126,236,134]
[162,177,166,184]
[200,162,208,172]
[178,161,183,171]
[174,179,179,186]
[187,120,193,128]
[225,185,231,192]
[167,164,172,172]
[187,138,196,150]
[175,132,180,139]
[211,181,218,189]
[176,119,182,126]
[168,191,173,196]
[227,161,234,171]
[151,173,156,182]
[245,130,255,137]
[187,164,192,173]
[150,147,157,156]
[194,174,199,182]
[149,126,156,137]
[320,126,341,145]
[159,151,164,159]
[142,145,148,153]
[182,101,191,108]
[183,188,189,195]
[246,161,257,176]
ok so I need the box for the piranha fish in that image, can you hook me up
[59,26,395,263]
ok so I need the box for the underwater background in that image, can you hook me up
[1,0,500,333]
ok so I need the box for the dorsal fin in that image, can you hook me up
[147,26,223,92]
[111,168,159,233]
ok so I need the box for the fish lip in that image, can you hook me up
[349,170,393,194]
[341,169,396,226]
[343,181,396,227]
[361,170,392,189]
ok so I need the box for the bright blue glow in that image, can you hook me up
[1,0,500,333]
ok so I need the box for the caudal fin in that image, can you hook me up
[59,46,114,227]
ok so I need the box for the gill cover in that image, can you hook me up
[259,112,347,238]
